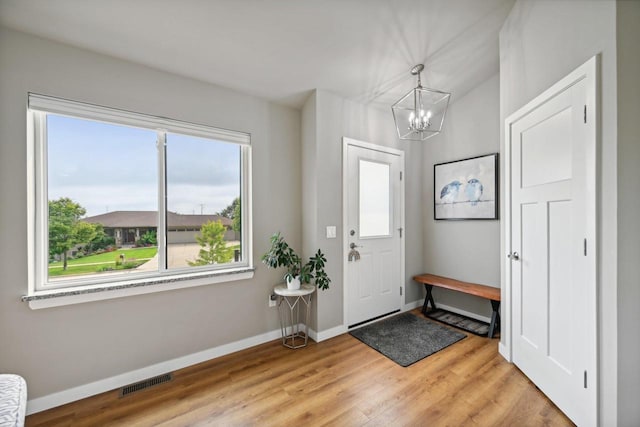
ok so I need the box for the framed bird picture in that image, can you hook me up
[434,153,498,220]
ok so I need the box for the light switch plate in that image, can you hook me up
[326,226,337,239]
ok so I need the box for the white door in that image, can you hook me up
[344,139,403,327]
[507,58,597,426]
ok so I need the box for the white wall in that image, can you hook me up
[0,27,302,401]
[499,0,620,424]
[301,91,319,330]
[422,74,501,320]
[302,90,425,331]
[616,1,640,424]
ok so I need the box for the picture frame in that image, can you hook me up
[434,153,498,220]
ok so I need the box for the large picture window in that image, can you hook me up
[28,94,252,294]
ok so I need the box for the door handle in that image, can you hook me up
[348,243,361,262]
[507,251,520,261]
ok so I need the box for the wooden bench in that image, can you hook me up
[413,273,501,338]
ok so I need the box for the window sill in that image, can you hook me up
[22,267,255,309]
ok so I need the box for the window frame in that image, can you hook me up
[26,93,253,302]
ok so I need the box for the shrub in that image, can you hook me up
[137,230,157,247]
[85,232,115,253]
[188,220,233,266]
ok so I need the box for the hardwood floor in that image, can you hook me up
[27,310,574,426]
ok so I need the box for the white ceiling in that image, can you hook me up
[0,0,514,109]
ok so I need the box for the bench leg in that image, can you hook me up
[422,284,437,314]
[488,300,500,338]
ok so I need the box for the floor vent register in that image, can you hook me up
[119,373,173,397]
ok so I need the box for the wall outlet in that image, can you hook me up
[269,294,277,307]
[326,225,337,239]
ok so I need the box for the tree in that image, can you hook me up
[49,198,100,270]
[217,196,241,235]
[231,198,241,234]
[217,197,239,219]
[188,220,233,266]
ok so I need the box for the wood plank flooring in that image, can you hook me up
[27,310,574,426]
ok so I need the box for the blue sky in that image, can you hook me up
[47,115,240,218]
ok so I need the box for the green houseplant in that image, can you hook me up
[262,232,331,290]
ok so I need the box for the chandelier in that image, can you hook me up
[391,64,450,140]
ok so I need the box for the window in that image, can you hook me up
[359,159,391,237]
[28,94,252,295]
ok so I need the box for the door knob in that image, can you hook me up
[507,252,520,261]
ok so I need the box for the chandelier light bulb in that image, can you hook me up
[409,108,431,131]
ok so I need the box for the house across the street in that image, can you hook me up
[83,211,236,246]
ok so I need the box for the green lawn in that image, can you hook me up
[49,262,144,277]
[49,247,157,277]
[49,247,158,267]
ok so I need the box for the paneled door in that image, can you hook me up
[344,138,403,327]
[507,57,597,426]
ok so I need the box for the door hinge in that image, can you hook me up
[400,171,403,181]
[584,238,587,256]
[584,105,587,124]
[584,370,588,388]
[400,286,403,296]
[398,227,403,238]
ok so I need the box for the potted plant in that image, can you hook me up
[262,232,331,291]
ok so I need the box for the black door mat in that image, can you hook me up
[349,313,466,367]
[424,308,490,337]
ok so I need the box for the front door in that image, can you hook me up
[507,57,597,426]
[344,138,403,327]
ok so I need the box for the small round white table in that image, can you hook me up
[273,283,316,349]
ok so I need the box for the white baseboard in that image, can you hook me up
[405,296,493,324]
[26,328,282,415]
[308,324,348,342]
[433,302,492,324]
[498,342,511,362]
[308,300,424,342]
[311,300,427,339]
[404,299,492,324]
[403,299,423,311]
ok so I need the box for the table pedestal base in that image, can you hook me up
[277,293,312,349]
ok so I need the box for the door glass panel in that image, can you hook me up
[359,159,390,237]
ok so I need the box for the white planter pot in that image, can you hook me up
[286,275,301,290]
